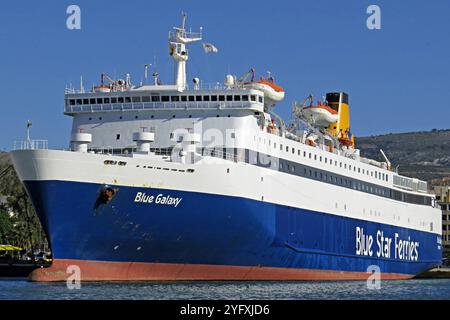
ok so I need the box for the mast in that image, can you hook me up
[168,13,202,89]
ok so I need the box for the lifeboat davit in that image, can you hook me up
[243,76,285,103]
[302,103,338,127]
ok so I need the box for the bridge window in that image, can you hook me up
[242,95,249,101]
[250,95,256,102]
[258,96,263,103]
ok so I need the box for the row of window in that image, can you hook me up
[237,148,433,207]
[257,135,389,183]
[135,164,195,173]
[68,94,263,106]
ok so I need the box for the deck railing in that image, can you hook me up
[13,140,48,151]
[64,101,262,114]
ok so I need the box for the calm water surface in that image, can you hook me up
[0,278,449,300]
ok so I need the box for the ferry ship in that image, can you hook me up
[10,15,442,281]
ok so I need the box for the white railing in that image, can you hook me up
[201,148,244,163]
[14,140,48,151]
[393,174,428,193]
[64,101,262,114]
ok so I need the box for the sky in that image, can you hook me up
[0,0,449,150]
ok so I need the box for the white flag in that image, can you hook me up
[202,42,218,54]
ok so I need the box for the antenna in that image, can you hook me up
[80,75,84,93]
[144,64,151,83]
[26,120,32,149]
[169,13,203,89]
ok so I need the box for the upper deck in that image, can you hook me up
[64,87,266,115]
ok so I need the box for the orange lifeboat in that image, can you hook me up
[243,76,285,103]
[93,85,111,93]
[302,101,338,127]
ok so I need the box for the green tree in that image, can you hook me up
[0,153,47,251]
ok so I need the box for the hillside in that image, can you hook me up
[355,129,450,182]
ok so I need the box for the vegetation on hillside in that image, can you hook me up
[0,152,47,250]
[356,129,450,182]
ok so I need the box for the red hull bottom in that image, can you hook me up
[29,259,415,282]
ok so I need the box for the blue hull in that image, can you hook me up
[24,180,441,277]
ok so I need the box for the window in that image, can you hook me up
[219,95,225,101]
[76,99,82,105]
[234,95,241,101]
[116,134,120,140]
[69,99,75,105]
[132,96,141,103]
[286,146,289,152]
[181,96,187,102]
[142,96,150,102]
[104,98,110,104]
[280,144,283,151]
[125,97,131,103]
[118,97,124,103]
[258,96,263,103]
[250,95,256,102]
[211,95,218,101]
[188,95,195,102]
[152,96,160,102]
[83,98,89,104]
[196,96,202,102]
[171,96,179,102]
[242,95,249,101]
[226,95,233,101]
[203,95,210,102]
[96,98,103,104]
[161,96,170,102]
